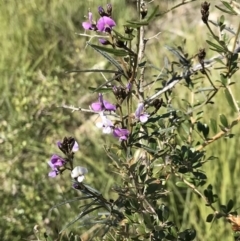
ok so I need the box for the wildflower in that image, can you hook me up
[48,154,66,177]
[97,16,116,33]
[96,112,114,134]
[113,127,130,141]
[72,141,79,152]
[99,38,111,45]
[71,166,88,183]
[82,12,97,30]
[57,138,79,154]
[135,103,150,123]
[98,6,108,17]
[91,93,116,112]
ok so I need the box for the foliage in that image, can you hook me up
[1,1,240,241]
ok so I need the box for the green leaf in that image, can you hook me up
[206,213,214,222]
[222,1,238,12]
[219,114,229,127]
[88,43,129,57]
[206,40,226,52]
[220,74,227,85]
[224,88,237,112]
[87,43,125,73]
[227,199,234,212]
[112,29,134,41]
[126,20,149,26]
[88,87,112,93]
[176,181,188,188]
[210,118,217,133]
[65,69,118,74]
[218,15,225,26]
[215,5,237,15]
[146,5,159,22]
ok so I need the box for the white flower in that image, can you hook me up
[96,112,113,134]
[71,166,88,183]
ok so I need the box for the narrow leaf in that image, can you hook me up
[219,114,229,127]
[146,5,159,22]
[88,43,129,56]
[215,5,237,15]
[175,181,188,188]
[206,40,226,52]
[65,69,118,74]
[87,42,124,73]
[224,88,237,112]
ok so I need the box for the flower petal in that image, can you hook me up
[113,128,130,140]
[91,102,103,111]
[48,170,57,177]
[103,100,116,111]
[97,16,116,32]
[72,141,79,152]
[82,22,92,30]
[71,166,88,178]
[135,103,144,118]
[139,113,149,123]
[77,175,85,183]
[99,38,111,45]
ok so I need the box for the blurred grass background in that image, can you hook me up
[0,0,240,240]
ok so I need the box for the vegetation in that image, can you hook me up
[1,0,240,240]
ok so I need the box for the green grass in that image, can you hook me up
[1,0,240,240]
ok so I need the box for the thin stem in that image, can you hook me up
[196,115,240,151]
[174,172,217,213]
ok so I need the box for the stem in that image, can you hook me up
[174,172,217,213]
[196,115,240,151]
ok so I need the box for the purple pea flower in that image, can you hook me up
[57,140,79,153]
[135,103,150,123]
[113,127,130,141]
[97,16,116,32]
[82,12,97,30]
[99,38,111,45]
[91,93,116,112]
[96,112,114,134]
[48,154,66,177]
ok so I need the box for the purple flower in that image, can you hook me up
[99,38,111,45]
[113,127,130,141]
[135,103,150,123]
[57,140,79,153]
[48,154,66,177]
[91,93,116,112]
[72,141,79,152]
[82,12,97,30]
[96,112,113,134]
[97,16,116,32]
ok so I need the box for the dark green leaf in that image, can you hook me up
[65,69,118,74]
[87,43,125,73]
[88,43,129,56]
[219,114,229,127]
[227,199,234,212]
[206,213,214,222]
[126,20,149,26]
[112,29,134,41]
